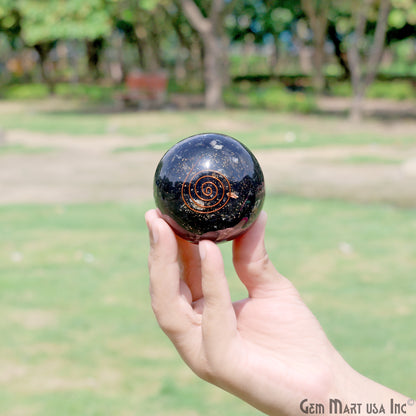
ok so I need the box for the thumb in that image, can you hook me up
[233,211,284,297]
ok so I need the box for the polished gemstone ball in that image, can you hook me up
[153,133,265,243]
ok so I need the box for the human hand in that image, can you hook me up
[145,209,413,415]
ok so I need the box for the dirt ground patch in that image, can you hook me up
[318,96,416,120]
[1,96,416,207]
[1,125,416,207]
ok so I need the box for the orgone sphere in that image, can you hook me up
[153,133,265,243]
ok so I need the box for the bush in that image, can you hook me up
[329,79,415,101]
[367,80,415,101]
[0,82,121,103]
[224,83,317,113]
[0,83,50,99]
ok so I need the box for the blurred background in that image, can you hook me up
[0,0,415,415]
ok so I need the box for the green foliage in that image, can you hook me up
[227,0,302,44]
[330,79,416,101]
[229,54,271,78]
[55,83,122,102]
[389,7,408,28]
[0,0,14,16]
[225,83,317,113]
[18,0,112,44]
[0,0,415,109]
[0,82,121,102]
[367,80,415,100]
[0,83,50,99]
[0,0,13,22]
[386,39,416,75]
[389,0,416,27]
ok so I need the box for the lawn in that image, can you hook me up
[1,103,415,152]
[0,195,415,415]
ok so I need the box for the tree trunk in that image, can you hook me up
[86,37,105,80]
[350,88,365,122]
[192,38,205,87]
[313,35,326,92]
[203,36,225,109]
[301,0,330,93]
[148,12,163,72]
[179,0,226,109]
[347,0,391,122]
[34,42,56,95]
[165,5,204,86]
[135,35,147,70]
[269,34,279,76]
[168,8,192,81]
[327,22,350,80]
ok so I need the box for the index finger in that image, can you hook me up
[145,210,198,336]
[177,237,203,302]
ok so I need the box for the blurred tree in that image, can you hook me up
[0,0,21,50]
[327,0,416,83]
[227,0,301,76]
[300,0,330,92]
[33,41,56,92]
[345,0,391,121]
[14,0,112,92]
[264,0,302,75]
[86,37,106,80]
[179,0,235,109]
[2,0,414,115]
[113,0,169,72]
[161,2,203,85]
[327,17,351,80]
[19,0,112,44]
[385,0,416,45]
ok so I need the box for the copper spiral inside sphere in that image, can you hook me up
[182,171,231,214]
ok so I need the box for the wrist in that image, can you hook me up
[320,353,415,416]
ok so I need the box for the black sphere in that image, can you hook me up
[153,133,265,243]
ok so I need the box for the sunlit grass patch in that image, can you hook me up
[0,107,415,152]
[0,143,54,155]
[339,155,404,165]
[0,196,414,415]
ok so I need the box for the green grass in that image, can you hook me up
[0,107,415,152]
[112,145,147,154]
[339,155,404,165]
[0,143,54,155]
[0,111,115,136]
[0,196,415,415]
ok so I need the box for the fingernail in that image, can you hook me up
[199,241,206,260]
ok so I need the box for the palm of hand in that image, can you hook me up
[148,209,337,414]
[147,210,407,416]
[232,292,335,389]
[192,283,335,409]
